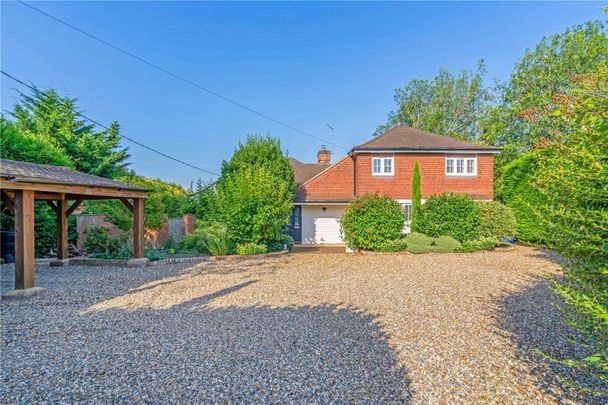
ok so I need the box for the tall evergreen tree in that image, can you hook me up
[411,161,421,232]
[11,87,130,178]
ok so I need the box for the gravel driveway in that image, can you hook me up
[1,246,604,403]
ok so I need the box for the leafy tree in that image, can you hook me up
[214,165,294,246]
[376,62,492,141]
[0,119,78,256]
[482,20,608,168]
[411,161,421,232]
[84,173,190,231]
[529,65,608,388]
[0,118,74,167]
[221,134,296,194]
[202,135,295,247]
[10,87,129,178]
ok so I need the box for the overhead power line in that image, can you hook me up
[1,70,220,177]
[17,0,348,151]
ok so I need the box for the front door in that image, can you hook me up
[288,206,302,243]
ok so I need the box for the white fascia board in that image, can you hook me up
[352,149,501,154]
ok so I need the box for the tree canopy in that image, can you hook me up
[482,20,608,166]
[10,88,130,178]
[376,62,492,141]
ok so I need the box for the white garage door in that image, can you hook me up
[314,217,343,244]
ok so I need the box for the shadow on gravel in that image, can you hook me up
[496,275,607,404]
[2,280,413,403]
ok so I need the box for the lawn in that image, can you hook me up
[0,246,602,403]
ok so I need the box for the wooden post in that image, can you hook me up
[56,197,68,260]
[14,190,35,289]
[133,198,144,258]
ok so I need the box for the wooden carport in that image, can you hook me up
[1,159,148,292]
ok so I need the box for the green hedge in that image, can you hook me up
[340,193,405,251]
[496,152,548,244]
[417,193,479,242]
[476,201,516,241]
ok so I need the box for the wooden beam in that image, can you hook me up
[45,200,58,213]
[66,200,83,216]
[14,190,35,289]
[1,190,15,214]
[56,199,69,260]
[133,198,144,258]
[0,179,148,199]
[120,198,134,213]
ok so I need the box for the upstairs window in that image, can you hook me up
[372,157,394,176]
[446,157,476,176]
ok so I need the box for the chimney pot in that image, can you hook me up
[317,145,331,164]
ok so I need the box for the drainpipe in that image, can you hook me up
[348,151,357,198]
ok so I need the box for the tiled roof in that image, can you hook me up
[0,159,148,191]
[353,124,501,152]
[289,158,330,186]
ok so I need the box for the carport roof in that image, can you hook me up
[0,159,147,192]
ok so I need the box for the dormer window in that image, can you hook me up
[372,157,394,176]
[446,156,476,176]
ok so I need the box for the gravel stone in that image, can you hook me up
[1,246,605,403]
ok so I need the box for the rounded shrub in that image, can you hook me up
[475,201,516,241]
[340,193,405,251]
[418,193,479,242]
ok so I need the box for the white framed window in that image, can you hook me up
[446,156,476,176]
[372,157,394,176]
[402,203,412,223]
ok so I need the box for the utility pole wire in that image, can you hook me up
[17,0,348,151]
[1,70,220,177]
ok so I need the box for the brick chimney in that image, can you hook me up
[317,145,331,164]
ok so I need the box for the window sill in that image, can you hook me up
[372,174,395,177]
[445,174,477,178]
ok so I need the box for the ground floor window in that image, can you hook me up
[401,203,412,223]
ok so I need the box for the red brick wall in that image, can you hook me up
[355,153,494,200]
[296,156,355,202]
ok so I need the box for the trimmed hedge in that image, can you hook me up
[475,201,516,241]
[340,193,405,251]
[417,193,479,242]
[496,152,548,244]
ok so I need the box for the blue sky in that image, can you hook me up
[1,1,605,186]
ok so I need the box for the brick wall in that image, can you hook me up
[296,152,494,202]
[76,213,196,251]
[355,153,494,200]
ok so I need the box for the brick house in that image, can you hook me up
[287,124,501,244]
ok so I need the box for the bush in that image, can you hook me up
[236,243,268,255]
[404,232,461,254]
[418,193,479,242]
[496,152,549,244]
[475,201,517,241]
[377,238,408,252]
[84,226,110,253]
[267,232,294,252]
[105,232,133,259]
[199,224,230,256]
[458,237,497,253]
[340,193,405,251]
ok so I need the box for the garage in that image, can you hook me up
[301,205,347,244]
